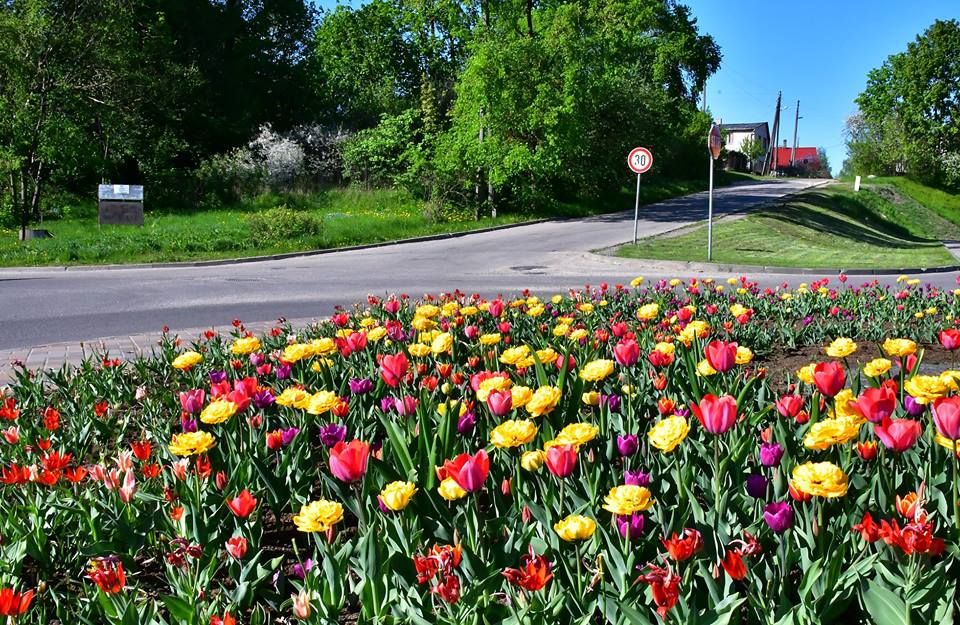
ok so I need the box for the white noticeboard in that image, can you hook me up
[113,184,130,195]
[854,176,861,192]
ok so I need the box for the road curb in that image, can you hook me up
[601,258,960,277]
[2,218,552,272]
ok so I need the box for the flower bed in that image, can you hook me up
[2,275,960,624]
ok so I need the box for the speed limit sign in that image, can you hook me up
[627,147,653,174]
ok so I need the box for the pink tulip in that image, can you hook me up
[932,396,960,440]
[486,389,513,416]
[875,418,922,453]
[380,353,409,388]
[705,340,738,373]
[690,394,738,435]
[179,389,205,414]
[854,386,897,423]
[119,470,137,503]
[614,339,640,367]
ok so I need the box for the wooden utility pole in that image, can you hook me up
[764,91,782,176]
[790,100,800,166]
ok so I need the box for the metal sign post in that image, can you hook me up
[627,147,653,244]
[707,124,723,261]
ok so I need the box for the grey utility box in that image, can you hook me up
[98,184,145,226]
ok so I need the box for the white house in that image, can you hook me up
[719,122,770,173]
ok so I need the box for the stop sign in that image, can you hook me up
[708,124,723,160]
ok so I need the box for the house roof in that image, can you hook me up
[772,147,819,166]
[720,122,768,132]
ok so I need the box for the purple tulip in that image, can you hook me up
[903,395,926,416]
[380,397,396,413]
[759,442,784,467]
[292,559,314,579]
[252,389,276,410]
[179,389,205,414]
[763,501,794,533]
[601,394,622,413]
[181,416,198,433]
[249,352,265,367]
[674,407,690,418]
[457,411,476,435]
[746,474,768,499]
[274,363,292,380]
[349,378,373,395]
[281,427,300,445]
[624,469,651,487]
[616,513,645,540]
[208,370,227,384]
[616,434,639,457]
[318,423,347,448]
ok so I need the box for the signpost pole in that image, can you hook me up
[633,173,641,245]
[706,123,722,262]
[707,158,714,261]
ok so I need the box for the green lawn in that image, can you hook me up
[617,182,958,269]
[862,176,960,228]
[0,173,760,267]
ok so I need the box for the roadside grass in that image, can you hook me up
[0,172,761,267]
[617,182,957,269]
[862,177,960,228]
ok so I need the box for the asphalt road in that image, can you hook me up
[1,178,954,350]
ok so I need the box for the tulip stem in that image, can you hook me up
[712,436,721,523]
[952,445,959,532]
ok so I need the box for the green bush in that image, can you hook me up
[246,206,324,242]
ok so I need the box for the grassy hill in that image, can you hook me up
[617,182,959,269]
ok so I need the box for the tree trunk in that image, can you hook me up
[526,0,534,37]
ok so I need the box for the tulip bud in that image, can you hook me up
[521,505,533,523]
[215,471,228,491]
[501,478,511,496]
[292,590,312,620]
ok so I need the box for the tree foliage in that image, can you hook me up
[846,19,960,187]
[1,0,722,231]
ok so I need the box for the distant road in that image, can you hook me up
[0,178,950,350]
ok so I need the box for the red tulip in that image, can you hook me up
[226,536,248,559]
[874,418,921,453]
[721,550,747,580]
[211,614,237,625]
[545,444,577,478]
[488,299,504,318]
[856,441,878,461]
[775,394,803,418]
[661,528,703,561]
[227,490,257,518]
[648,350,674,367]
[690,394,738,435]
[486,389,513,417]
[932,396,960,440]
[439,449,490,492]
[329,440,370,483]
[0,588,34,616]
[502,545,553,591]
[380,353,409,388]
[613,339,640,367]
[941,329,960,350]
[813,361,845,397]
[854,386,897,424]
[705,340,738,373]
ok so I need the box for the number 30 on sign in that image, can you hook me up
[627,147,653,174]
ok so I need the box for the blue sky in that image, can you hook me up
[685,0,960,174]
